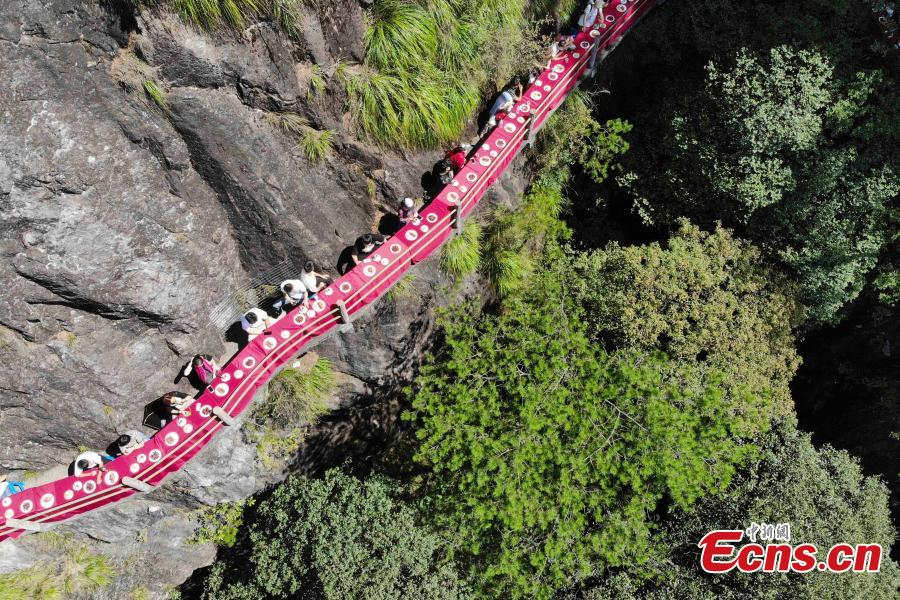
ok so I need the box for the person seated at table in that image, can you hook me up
[540,31,578,69]
[241,308,275,341]
[116,430,149,456]
[0,474,25,498]
[300,261,331,297]
[351,233,387,265]
[278,279,309,310]
[182,354,220,387]
[71,450,108,479]
[482,85,521,134]
[162,391,194,417]
[398,197,421,226]
[579,0,602,28]
[446,143,473,173]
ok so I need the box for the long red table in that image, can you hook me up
[0,0,656,543]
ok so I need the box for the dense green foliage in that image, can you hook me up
[440,220,482,279]
[256,358,334,428]
[405,278,759,598]
[187,3,897,600]
[610,1,899,325]
[348,0,547,146]
[531,90,632,188]
[190,498,255,548]
[200,469,468,600]
[568,222,801,418]
[563,421,899,600]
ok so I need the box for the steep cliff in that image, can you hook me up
[0,0,526,593]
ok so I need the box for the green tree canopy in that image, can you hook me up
[406,275,759,599]
[567,222,801,419]
[563,421,899,600]
[614,41,898,325]
[199,469,467,600]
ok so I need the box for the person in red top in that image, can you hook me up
[434,143,473,186]
[446,145,469,173]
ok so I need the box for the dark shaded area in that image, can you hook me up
[793,293,900,541]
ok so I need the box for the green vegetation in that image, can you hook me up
[264,111,333,162]
[348,0,547,147]
[143,80,168,111]
[247,357,334,468]
[190,498,255,548]
[172,0,307,32]
[257,358,334,427]
[0,535,113,600]
[385,273,419,302]
[199,469,469,600]
[563,421,898,600]
[531,90,631,187]
[253,426,307,470]
[307,64,326,99]
[298,127,333,162]
[568,221,801,418]
[440,220,481,279]
[131,585,151,600]
[404,273,760,598]
[482,178,568,297]
[614,2,899,325]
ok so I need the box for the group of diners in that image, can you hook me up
[1,2,608,506]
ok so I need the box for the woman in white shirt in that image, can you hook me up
[241,308,274,341]
[299,261,330,298]
[279,279,308,309]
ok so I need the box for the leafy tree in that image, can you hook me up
[614,42,898,325]
[562,421,899,600]
[531,90,631,189]
[567,221,801,419]
[200,469,467,600]
[406,277,758,599]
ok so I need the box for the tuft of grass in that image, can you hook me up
[307,64,326,99]
[256,357,334,428]
[254,426,306,470]
[174,0,261,29]
[271,0,304,37]
[299,127,333,162]
[345,66,478,148]
[365,0,439,72]
[143,80,168,111]
[440,220,482,279]
[131,586,151,600]
[264,111,308,135]
[189,498,255,548]
[345,0,542,148]
[385,273,419,302]
[264,111,332,162]
[0,535,114,600]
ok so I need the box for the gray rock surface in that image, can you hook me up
[0,0,527,596]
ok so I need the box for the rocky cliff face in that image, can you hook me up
[0,0,525,594]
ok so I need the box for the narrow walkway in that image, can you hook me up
[0,0,656,542]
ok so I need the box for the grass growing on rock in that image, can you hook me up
[385,273,419,302]
[256,357,334,428]
[440,220,482,279]
[189,498,255,548]
[299,127,333,162]
[142,80,168,111]
[0,534,114,600]
[349,0,548,147]
[247,357,335,469]
[264,111,333,162]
